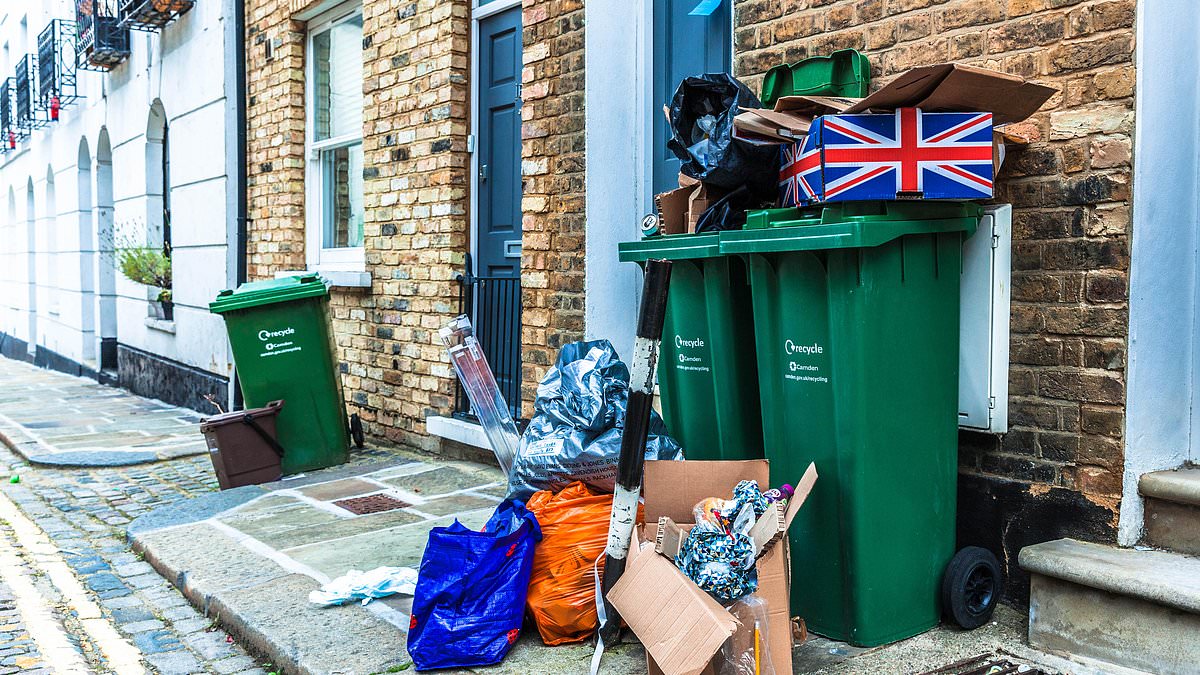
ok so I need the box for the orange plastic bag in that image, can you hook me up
[525,481,643,645]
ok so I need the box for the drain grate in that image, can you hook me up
[921,653,1050,675]
[333,493,411,515]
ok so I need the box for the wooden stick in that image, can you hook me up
[598,258,672,646]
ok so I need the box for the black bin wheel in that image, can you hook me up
[942,546,1002,629]
[349,413,365,449]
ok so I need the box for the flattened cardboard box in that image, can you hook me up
[608,460,817,675]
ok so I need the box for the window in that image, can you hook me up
[306,6,364,270]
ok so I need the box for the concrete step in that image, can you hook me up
[1140,466,1200,555]
[1019,538,1200,674]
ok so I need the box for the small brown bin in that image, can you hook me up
[200,400,286,490]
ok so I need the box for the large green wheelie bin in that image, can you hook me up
[719,201,984,647]
[210,273,350,474]
[619,234,763,461]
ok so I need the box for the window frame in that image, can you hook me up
[304,3,365,272]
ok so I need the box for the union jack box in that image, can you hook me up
[779,108,996,206]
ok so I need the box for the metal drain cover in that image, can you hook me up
[333,493,410,515]
[921,654,1050,675]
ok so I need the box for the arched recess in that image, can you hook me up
[43,166,58,320]
[2,187,15,337]
[95,127,117,372]
[145,100,169,253]
[25,177,36,356]
[78,138,96,362]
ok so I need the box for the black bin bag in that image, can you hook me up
[666,73,781,199]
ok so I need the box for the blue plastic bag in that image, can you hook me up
[407,500,542,670]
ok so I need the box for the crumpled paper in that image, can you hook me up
[308,566,419,606]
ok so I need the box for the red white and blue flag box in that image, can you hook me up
[779,107,995,206]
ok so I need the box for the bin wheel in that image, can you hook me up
[349,413,365,449]
[942,546,1002,630]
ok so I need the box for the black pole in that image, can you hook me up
[232,0,248,412]
[597,258,672,647]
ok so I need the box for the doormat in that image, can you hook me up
[921,653,1051,675]
[333,493,411,515]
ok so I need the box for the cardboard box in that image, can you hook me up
[780,107,997,206]
[655,175,727,235]
[608,460,817,675]
[842,62,1056,125]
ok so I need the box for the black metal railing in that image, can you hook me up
[76,0,131,71]
[14,56,35,131]
[119,0,195,32]
[38,20,81,112]
[453,255,523,421]
[0,79,11,144]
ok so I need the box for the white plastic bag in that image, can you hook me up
[308,566,419,606]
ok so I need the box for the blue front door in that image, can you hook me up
[653,0,732,195]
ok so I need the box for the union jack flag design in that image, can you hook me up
[778,141,821,206]
[781,108,995,205]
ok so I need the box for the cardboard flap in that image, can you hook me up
[655,516,686,559]
[783,462,819,531]
[773,95,861,115]
[843,63,1056,125]
[608,545,739,675]
[644,460,770,524]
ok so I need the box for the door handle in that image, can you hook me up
[479,163,488,182]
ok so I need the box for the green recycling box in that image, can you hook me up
[618,234,763,461]
[720,201,980,647]
[210,273,349,474]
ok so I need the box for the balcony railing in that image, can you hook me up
[453,255,524,421]
[76,0,131,71]
[0,79,14,150]
[37,20,81,115]
[119,0,195,31]
[14,56,47,133]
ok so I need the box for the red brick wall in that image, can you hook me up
[519,0,586,415]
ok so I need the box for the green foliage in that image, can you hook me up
[113,237,172,295]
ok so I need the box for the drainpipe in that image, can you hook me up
[232,0,248,410]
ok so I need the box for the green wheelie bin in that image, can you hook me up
[210,273,350,474]
[720,201,987,647]
[618,234,763,461]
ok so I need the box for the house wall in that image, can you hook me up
[245,0,581,448]
[734,0,1135,601]
[0,0,235,412]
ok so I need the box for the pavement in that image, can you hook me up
[0,356,1102,675]
[0,358,208,467]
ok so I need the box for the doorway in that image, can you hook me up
[651,0,732,195]
[463,2,523,417]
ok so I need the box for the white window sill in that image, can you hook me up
[275,269,371,288]
[144,317,176,334]
[425,415,489,450]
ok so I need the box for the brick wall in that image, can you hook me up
[519,0,586,415]
[246,0,471,453]
[734,0,1134,599]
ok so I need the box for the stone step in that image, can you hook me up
[1140,466,1200,555]
[1019,538,1200,674]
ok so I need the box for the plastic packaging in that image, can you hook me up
[407,500,542,670]
[666,73,781,199]
[676,480,772,603]
[308,566,418,606]
[718,596,776,675]
[439,315,520,477]
[525,481,637,645]
[507,340,684,500]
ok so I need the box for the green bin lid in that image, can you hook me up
[618,233,722,262]
[209,273,330,314]
[723,201,980,254]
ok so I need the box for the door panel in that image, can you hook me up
[478,8,522,278]
[653,0,732,195]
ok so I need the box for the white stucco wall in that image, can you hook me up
[1120,0,1200,544]
[0,0,236,379]
[582,1,653,362]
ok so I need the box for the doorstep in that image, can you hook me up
[425,414,490,449]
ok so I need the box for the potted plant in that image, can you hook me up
[114,239,173,320]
